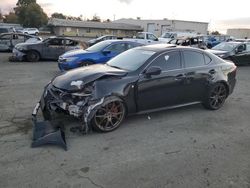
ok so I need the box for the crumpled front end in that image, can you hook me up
[31,81,104,150]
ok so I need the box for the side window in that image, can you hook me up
[48,39,64,46]
[147,34,157,41]
[1,34,11,40]
[105,43,127,53]
[65,39,76,46]
[126,43,140,49]
[204,54,212,65]
[246,44,250,52]
[183,51,205,68]
[136,33,144,39]
[150,51,181,71]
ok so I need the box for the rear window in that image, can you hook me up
[183,51,205,68]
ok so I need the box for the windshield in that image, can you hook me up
[106,48,155,71]
[86,41,112,52]
[161,33,172,38]
[212,42,238,51]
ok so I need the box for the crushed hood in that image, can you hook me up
[52,64,127,91]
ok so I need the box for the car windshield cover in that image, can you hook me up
[86,41,112,52]
[212,42,238,51]
[106,49,155,71]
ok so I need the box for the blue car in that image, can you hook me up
[58,40,142,71]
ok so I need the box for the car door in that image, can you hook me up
[0,34,11,51]
[43,38,65,60]
[232,43,250,65]
[99,42,127,63]
[137,50,186,111]
[181,50,212,103]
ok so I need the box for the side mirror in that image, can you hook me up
[154,38,159,41]
[144,66,162,77]
[102,50,111,55]
[236,46,244,53]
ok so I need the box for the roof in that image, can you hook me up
[48,18,143,31]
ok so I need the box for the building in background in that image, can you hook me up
[227,28,250,39]
[113,18,208,37]
[48,18,143,38]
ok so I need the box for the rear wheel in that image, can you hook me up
[203,83,228,110]
[91,97,126,132]
[26,50,40,62]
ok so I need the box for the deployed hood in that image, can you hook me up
[206,49,228,55]
[61,49,91,57]
[52,64,127,91]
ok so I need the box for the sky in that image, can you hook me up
[1,0,250,33]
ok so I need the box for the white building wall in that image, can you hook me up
[227,29,250,39]
[114,19,208,37]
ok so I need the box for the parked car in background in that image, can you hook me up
[0,27,16,34]
[200,35,231,49]
[125,32,161,45]
[88,35,117,46]
[21,28,39,35]
[58,40,142,71]
[39,44,237,133]
[206,41,250,65]
[159,31,197,43]
[0,33,42,51]
[12,36,87,61]
[168,37,207,49]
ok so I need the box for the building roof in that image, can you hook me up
[48,18,143,31]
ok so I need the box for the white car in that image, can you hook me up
[22,28,39,35]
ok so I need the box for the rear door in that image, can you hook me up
[181,50,212,103]
[137,50,186,111]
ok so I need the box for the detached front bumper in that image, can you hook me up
[31,100,67,150]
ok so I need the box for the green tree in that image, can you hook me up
[90,15,101,22]
[211,31,220,35]
[15,0,48,27]
[3,12,18,23]
[51,12,66,19]
[16,0,36,6]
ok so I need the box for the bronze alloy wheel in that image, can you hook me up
[93,100,125,132]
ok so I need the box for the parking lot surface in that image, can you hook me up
[0,52,250,188]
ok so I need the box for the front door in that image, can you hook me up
[43,38,65,60]
[233,43,250,65]
[137,50,185,111]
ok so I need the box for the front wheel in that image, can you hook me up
[26,50,40,62]
[91,98,126,132]
[203,83,228,110]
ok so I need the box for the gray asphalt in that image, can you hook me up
[0,52,250,188]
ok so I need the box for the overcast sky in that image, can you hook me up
[1,0,250,33]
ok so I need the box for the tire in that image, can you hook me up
[26,50,40,62]
[80,61,93,67]
[35,32,38,36]
[91,97,126,132]
[203,83,228,110]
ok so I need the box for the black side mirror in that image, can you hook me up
[237,46,244,53]
[154,38,159,41]
[102,50,111,55]
[144,66,162,77]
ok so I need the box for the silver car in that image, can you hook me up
[0,33,41,51]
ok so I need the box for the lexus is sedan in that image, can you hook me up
[37,44,237,133]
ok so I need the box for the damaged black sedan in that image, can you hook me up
[33,44,237,147]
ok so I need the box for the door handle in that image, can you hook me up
[175,74,186,80]
[209,69,216,75]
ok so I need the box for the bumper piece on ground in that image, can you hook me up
[31,102,67,151]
